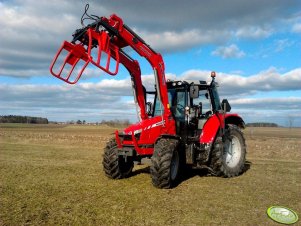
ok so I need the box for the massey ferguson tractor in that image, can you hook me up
[50,6,246,188]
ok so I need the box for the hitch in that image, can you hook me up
[50,28,120,84]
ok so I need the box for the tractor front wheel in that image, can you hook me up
[210,125,246,177]
[102,139,134,179]
[150,138,180,189]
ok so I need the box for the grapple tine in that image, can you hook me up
[50,41,90,84]
[87,28,120,76]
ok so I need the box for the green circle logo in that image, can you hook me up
[267,206,299,224]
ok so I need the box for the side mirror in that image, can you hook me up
[190,85,199,99]
[221,99,231,112]
[146,102,153,115]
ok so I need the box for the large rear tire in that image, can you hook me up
[150,138,180,189]
[210,125,246,177]
[102,139,134,179]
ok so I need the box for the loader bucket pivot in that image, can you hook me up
[50,41,89,84]
[87,29,120,76]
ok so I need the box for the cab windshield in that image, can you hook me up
[153,87,186,119]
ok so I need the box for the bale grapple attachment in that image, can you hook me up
[50,29,120,84]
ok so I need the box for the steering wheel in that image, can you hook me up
[176,104,185,116]
[205,110,212,118]
[177,104,185,111]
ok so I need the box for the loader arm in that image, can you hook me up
[50,14,173,124]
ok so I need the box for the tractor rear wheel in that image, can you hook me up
[150,138,180,189]
[210,125,246,177]
[102,139,134,179]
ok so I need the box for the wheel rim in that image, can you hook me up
[170,151,179,181]
[224,135,241,168]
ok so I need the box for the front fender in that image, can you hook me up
[199,113,245,144]
[199,114,221,144]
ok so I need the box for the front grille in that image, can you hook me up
[121,135,132,141]
[119,133,140,141]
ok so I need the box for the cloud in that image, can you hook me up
[236,109,301,126]
[230,97,301,126]
[180,67,301,97]
[230,97,301,110]
[0,1,300,126]
[235,26,273,39]
[95,0,298,31]
[0,1,80,77]
[1,67,300,125]
[292,23,301,33]
[0,0,300,78]
[289,12,301,33]
[274,39,295,52]
[0,82,136,122]
[137,29,230,53]
[250,38,298,59]
[211,44,246,59]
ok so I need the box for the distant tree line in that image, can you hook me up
[63,119,131,127]
[0,115,48,124]
[100,119,131,127]
[65,120,87,125]
[76,120,86,124]
[246,122,278,127]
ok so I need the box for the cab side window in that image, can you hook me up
[192,90,211,115]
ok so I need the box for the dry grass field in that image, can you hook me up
[0,124,300,225]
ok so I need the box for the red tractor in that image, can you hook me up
[50,7,246,188]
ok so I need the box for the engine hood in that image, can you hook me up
[122,116,163,135]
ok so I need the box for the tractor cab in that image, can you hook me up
[148,72,228,141]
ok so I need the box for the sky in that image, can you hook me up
[0,0,300,126]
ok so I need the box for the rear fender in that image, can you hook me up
[225,115,245,128]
